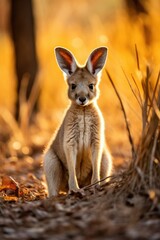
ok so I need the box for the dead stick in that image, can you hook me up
[105,69,136,160]
[149,126,159,187]
[122,67,142,107]
[135,44,140,70]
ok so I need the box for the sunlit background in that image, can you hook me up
[0,0,160,159]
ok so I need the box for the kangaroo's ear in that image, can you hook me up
[86,47,108,76]
[55,47,77,76]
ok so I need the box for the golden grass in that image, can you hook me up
[0,0,160,160]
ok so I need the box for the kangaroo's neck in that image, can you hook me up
[70,102,98,111]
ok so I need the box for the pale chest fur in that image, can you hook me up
[76,112,92,179]
[77,112,91,156]
[63,105,104,181]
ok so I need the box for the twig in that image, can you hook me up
[149,126,159,187]
[105,69,136,160]
[148,71,160,120]
[150,70,160,105]
[27,71,41,121]
[131,74,143,105]
[83,175,112,190]
[0,108,23,142]
[83,170,133,190]
[136,166,147,187]
[120,94,141,121]
[135,44,140,70]
[122,67,142,107]
[142,66,151,133]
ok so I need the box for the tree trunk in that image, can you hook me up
[10,0,38,121]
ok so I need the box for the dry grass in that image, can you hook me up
[0,0,160,195]
[106,59,160,196]
[0,4,160,240]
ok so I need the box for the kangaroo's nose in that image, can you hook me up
[79,97,86,103]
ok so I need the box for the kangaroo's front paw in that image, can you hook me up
[68,178,84,196]
[91,177,100,185]
[68,177,80,193]
[68,186,80,195]
[68,188,85,197]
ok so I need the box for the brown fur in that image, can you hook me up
[44,47,112,197]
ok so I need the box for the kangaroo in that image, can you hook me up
[44,46,112,197]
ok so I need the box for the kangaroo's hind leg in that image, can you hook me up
[44,150,67,197]
[100,148,112,184]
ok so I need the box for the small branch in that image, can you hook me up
[135,44,140,70]
[134,166,147,191]
[83,170,133,190]
[105,69,136,160]
[131,74,143,105]
[142,66,151,133]
[148,71,160,119]
[122,67,142,107]
[149,126,159,187]
[151,70,160,104]
[27,71,41,120]
[83,175,112,190]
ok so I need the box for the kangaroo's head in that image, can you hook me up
[55,46,108,106]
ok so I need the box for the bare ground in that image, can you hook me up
[0,120,160,240]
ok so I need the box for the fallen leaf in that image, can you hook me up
[3,195,18,202]
[148,189,156,200]
[0,175,20,197]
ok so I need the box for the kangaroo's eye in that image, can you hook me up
[89,84,94,90]
[71,84,76,90]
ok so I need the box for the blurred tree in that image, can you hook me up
[124,0,152,46]
[125,0,148,15]
[11,0,38,122]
